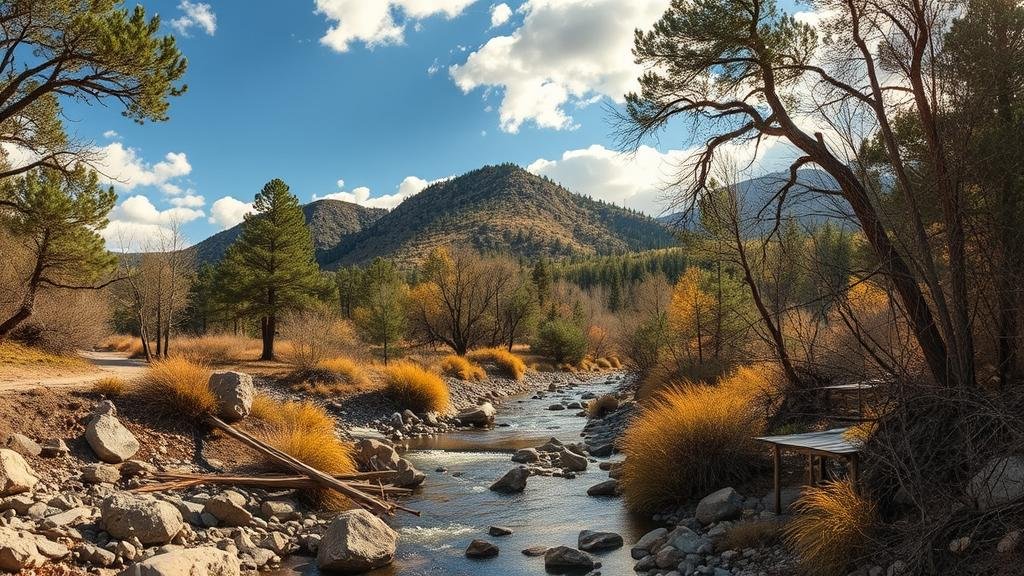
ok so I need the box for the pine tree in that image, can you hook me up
[219,179,334,360]
[353,259,407,365]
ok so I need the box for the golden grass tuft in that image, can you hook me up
[92,376,128,396]
[169,334,254,364]
[251,396,356,511]
[316,356,372,388]
[382,361,450,413]
[133,357,217,419]
[438,355,486,381]
[594,357,613,369]
[784,480,876,576]
[586,394,619,419]
[719,520,782,551]
[467,347,526,380]
[619,364,780,512]
[606,356,622,369]
[99,334,138,353]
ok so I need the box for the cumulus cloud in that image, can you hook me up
[102,195,204,249]
[450,0,669,132]
[316,0,477,52]
[92,143,192,193]
[102,130,119,140]
[171,1,217,36]
[490,3,512,27]
[169,194,205,208]
[208,196,254,230]
[316,175,448,210]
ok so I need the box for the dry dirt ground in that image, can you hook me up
[0,350,148,392]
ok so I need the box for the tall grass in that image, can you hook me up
[784,480,876,576]
[382,361,450,413]
[134,357,217,418]
[92,376,127,396]
[619,364,779,512]
[586,394,619,419]
[168,334,254,364]
[316,356,372,388]
[438,355,486,381]
[467,348,526,380]
[251,396,356,510]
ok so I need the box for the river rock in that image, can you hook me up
[101,493,184,545]
[695,487,743,524]
[465,539,499,558]
[208,371,254,422]
[81,462,121,484]
[119,547,241,576]
[488,526,513,536]
[39,439,69,458]
[544,546,595,572]
[511,448,540,463]
[968,456,1024,510]
[548,404,566,411]
[3,434,41,458]
[456,403,496,427]
[393,458,426,488]
[86,412,139,463]
[0,449,38,496]
[522,546,548,557]
[490,466,529,493]
[631,527,668,559]
[318,509,397,573]
[352,439,401,470]
[578,530,623,552]
[260,499,300,521]
[203,491,252,527]
[587,479,619,497]
[663,525,711,554]
[558,448,588,472]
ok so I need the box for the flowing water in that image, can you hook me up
[284,375,655,575]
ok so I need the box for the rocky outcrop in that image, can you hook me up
[100,493,184,545]
[120,547,241,576]
[86,410,140,464]
[317,509,397,573]
[489,466,529,493]
[0,449,38,496]
[208,371,255,422]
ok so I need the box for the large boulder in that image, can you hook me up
[578,530,623,552]
[630,527,668,559]
[663,525,711,554]
[86,413,139,463]
[101,493,184,545]
[489,467,529,493]
[968,456,1024,510]
[317,509,397,573]
[543,546,595,572]
[352,439,400,471]
[695,487,744,524]
[0,449,38,496]
[465,539,499,558]
[208,372,254,422]
[456,403,496,427]
[119,547,241,576]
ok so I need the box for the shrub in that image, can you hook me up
[280,308,356,370]
[587,394,619,419]
[169,334,253,364]
[594,357,613,369]
[719,520,781,551]
[467,347,526,380]
[784,480,876,576]
[92,376,127,396]
[252,397,355,510]
[100,334,138,353]
[438,355,486,381]
[134,357,217,419]
[382,361,450,413]
[620,372,769,512]
[532,319,588,364]
[316,356,372,388]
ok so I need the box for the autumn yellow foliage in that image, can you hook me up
[382,361,450,413]
[438,355,486,381]
[467,347,526,380]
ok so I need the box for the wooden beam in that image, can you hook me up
[772,445,781,514]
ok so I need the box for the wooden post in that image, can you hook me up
[819,455,827,483]
[772,445,781,514]
[806,454,814,485]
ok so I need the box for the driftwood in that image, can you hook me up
[134,471,411,496]
[199,415,418,516]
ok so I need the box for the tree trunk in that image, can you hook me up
[0,233,47,339]
[260,315,275,361]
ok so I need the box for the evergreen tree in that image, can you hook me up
[353,258,407,365]
[219,179,335,360]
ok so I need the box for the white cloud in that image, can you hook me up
[315,175,448,210]
[102,130,120,140]
[169,194,205,208]
[490,3,512,27]
[102,195,204,250]
[450,0,669,132]
[208,196,254,229]
[315,0,477,52]
[92,143,192,193]
[170,1,217,36]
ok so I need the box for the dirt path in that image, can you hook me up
[0,350,148,392]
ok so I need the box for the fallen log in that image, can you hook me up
[134,470,410,495]
[204,415,416,516]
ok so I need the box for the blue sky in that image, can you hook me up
[67,1,801,249]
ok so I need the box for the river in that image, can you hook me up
[285,374,654,575]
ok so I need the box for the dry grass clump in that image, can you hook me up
[92,376,127,396]
[606,356,622,368]
[133,357,217,419]
[382,361,450,413]
[169,334,253,364]
[784,480,876,576]
[594,357,613,369]
[251,396,356,510]
[317,357,372,388]
[719,520,782,551]
[438,355,486,381]
[467,347,526,380]
[587,394,619,419]
[620,365,776,512]
[100,334,138,353]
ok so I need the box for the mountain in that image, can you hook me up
[187,199,387,266]
[320,164,677,267]
[657,168,853,232]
